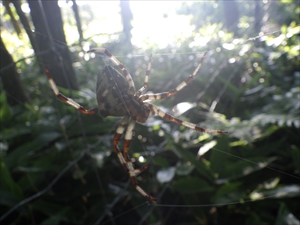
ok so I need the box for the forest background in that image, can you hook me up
[0,1,299,225]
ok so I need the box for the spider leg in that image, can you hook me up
[122,120,149,173]
[136,54,152,97]
[113,117,149,172]
[87,48,136,95]
[123,120,136,162]
[121,119,157,202]
[145,103,227,134]
[139,52,207,101]
[113,116,130,172]
[45,68,98,115]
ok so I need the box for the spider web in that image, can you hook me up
[1,5,299,224]
[2,31,299,224]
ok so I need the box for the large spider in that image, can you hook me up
[45,48,227,203]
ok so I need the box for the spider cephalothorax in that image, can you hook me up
[45,48,227,203]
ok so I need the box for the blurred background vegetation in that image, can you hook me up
[0,1,299,225]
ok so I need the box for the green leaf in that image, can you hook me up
[157,167,176,183]
[0,157,23,201]
[176,148,214,182]
[246,213,263,225]
[40,215,64,225]
[211,182,246,204]
[218,157,277,181]
[0,126,31,141]
[171,176,214,194]
[5,131,61,168]
[152,156,170,167]
[0,92,12,124]
[176,161,195,176]
[39,206,70,225]
[281,24,287,35]
[197,140,217,157]
[250,185,300,200]
[210,136,230,175]
[275,203,300,225]
[291,146,300,171]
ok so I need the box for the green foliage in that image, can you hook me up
[1,1,299,225]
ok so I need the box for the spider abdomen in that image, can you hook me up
[96,66,132,117]
[96,65,150,121]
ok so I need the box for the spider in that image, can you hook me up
[45,48,227,203]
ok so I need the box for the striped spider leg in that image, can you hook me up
[135,54,152,96]
[114,116,155,201]
[139,52,207,102]
[45,68,99,115]
[137,51,227,134]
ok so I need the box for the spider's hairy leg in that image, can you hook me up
[87,48,135,94]
[45,68,98,115]
[113,116,130,172]
[113,117,148,173]
[139,52,207,101]
[123,120,136,162]
[145,103,227,134]
[136,54,152,96]
[122,120,149,173]
[122,120,157,203]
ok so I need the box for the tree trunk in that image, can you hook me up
[222,0,239,36]
[72,0,83,48]
[0,36,30,106]
[27,0,78,90]
[11,0,44,74]
[120,1,133,51]
[3,0,22,36]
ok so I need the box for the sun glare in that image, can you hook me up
[77,1,193,48]
[2,1,194,58]
[130,1,193,48]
